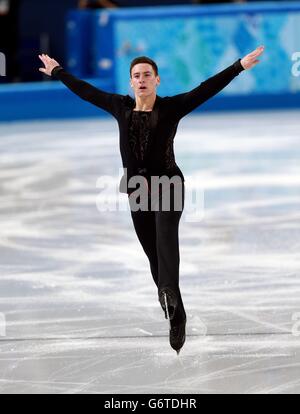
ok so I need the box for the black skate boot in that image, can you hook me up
[169,314,186,355]
[169,296,186,355]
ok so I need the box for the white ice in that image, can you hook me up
[0,109,299,394]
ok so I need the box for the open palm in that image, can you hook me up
[38,54,60,76]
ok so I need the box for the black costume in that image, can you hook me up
[51,59,244,195]
[51,59,244,334]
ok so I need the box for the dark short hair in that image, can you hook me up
[130,56,158,77]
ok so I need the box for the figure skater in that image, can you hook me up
[38,45,264,354]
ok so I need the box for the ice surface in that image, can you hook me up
[0,110,299,394]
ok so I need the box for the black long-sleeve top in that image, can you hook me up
[51,59,244,194]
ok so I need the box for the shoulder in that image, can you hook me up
[156,95,176,113]
[109,94,133,113]
[155,95,170,110]
[123,94,135,106]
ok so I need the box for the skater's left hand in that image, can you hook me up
[240,46,265,70]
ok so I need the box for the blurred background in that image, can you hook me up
[0,0,300,120]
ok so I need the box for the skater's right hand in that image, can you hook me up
[38,54,61,77]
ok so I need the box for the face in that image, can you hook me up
[130,63,160,97]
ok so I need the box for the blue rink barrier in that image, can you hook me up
[66,10,94,78]
[0,80,299,122]
[0,78,114,122]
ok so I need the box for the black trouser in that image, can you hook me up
[128,181,185,312]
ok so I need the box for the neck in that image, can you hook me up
[134,92,156,111]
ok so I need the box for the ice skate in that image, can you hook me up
[169,317,186,355]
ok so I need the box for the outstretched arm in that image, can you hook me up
[38,54,122,118]
[169,46,265,120]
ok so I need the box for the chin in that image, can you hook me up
[138,90,150,96]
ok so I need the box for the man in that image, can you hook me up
[38,45,264,354]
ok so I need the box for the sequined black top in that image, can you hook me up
[128,111,152,166]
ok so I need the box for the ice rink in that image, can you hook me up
[0,110,300,394]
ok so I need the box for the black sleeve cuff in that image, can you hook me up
[233,58,245,74]
[51,65,64,78]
